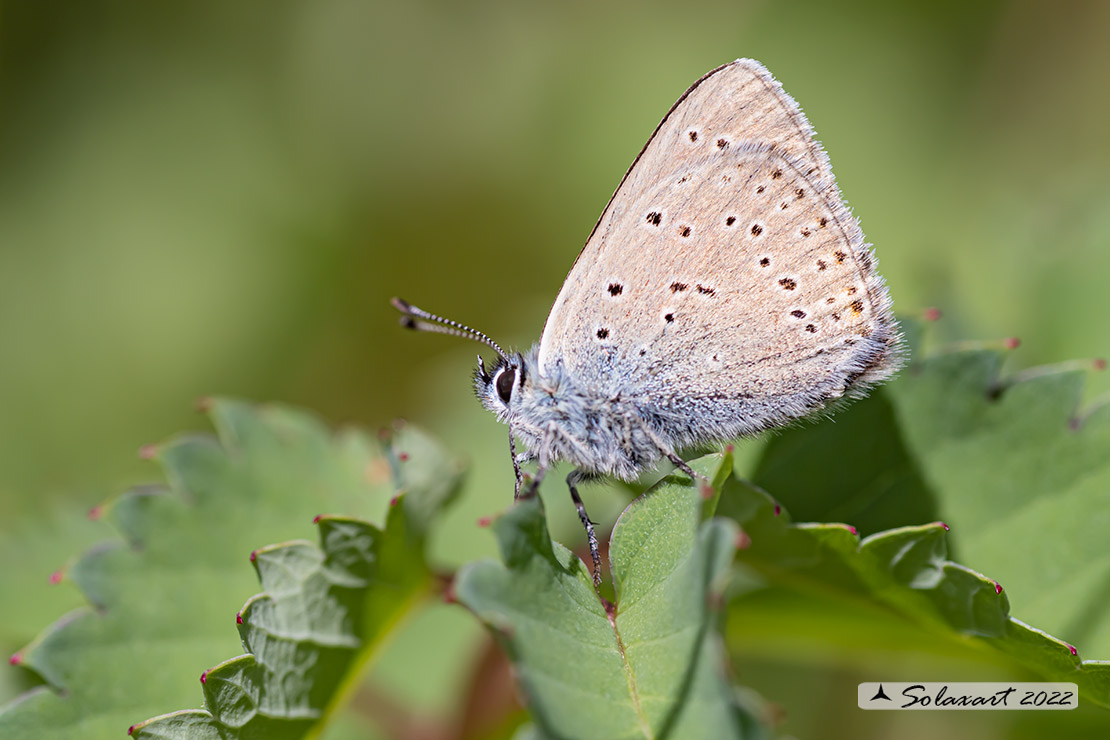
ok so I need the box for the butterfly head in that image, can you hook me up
[474,350,538,422]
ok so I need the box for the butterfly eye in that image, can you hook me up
[495,368,515,405]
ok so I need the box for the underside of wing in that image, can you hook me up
[537,59,901,435]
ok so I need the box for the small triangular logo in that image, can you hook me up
[870,684,892,701]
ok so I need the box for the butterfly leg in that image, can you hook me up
[517,431,553,500]
[518,463,548,500]
[566,470,603,588]
[509,430,523,500]
[665,451,705,484]
[633,417,713,494]
[664,451,717,497]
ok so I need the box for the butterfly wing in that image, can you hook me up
[537,59,901,439]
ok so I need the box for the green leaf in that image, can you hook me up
[888,353,1110,648]
[0,400,463,740]
[129,508,429,738]
[727,481,1110,706]
[456,451,768,740]
[729,326,1110,707]
[0,500,106,703]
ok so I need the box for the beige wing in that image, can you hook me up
[537,59,899,406]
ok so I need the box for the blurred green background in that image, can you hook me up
[2,1,1108,738]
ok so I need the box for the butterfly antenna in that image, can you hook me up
[391,297,509,360]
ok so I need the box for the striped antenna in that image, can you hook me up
[391,297,509,361]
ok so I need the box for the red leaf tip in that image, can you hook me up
[1094,357,1107,371]
[994,582,1004,594]
[9,652,22,666]
[773,504,782,516]
[734,530,752,550]
[1067,643,1078,656]
[87,505,102,521]
[390,495,400,506]
[699,482,714,500]
[398,452,410,462]
[200,670,208,684]
[477,516,493,528]
[236,612,243,624]
[847,525,858,536]
[923,307,942,322]
[128,725,136,736]
[194,396,213,412]
[249,550,258,563]
[940,522,950,531]
[49,570,64,585]
[138,444,157,460]
[1004,336,1021,350]
[725,443,735,453]
[312,514,322,524]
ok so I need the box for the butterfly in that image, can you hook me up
[394,59,902,587]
